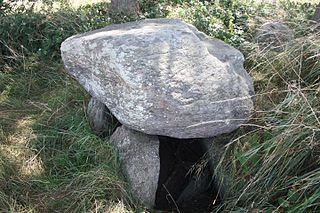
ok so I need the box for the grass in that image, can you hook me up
[0,60,136,211]
[0,0,319,212]
[212,20,320,212]
[0,4,135,209]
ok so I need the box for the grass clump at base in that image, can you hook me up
[0,62,137,212]
[213,23,320,212]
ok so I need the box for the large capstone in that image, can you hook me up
[61,18,255,139]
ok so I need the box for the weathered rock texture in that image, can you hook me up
[61,18,255,138]
[110,126,160,207]
[256,21,294,46]
[87,97,119,136]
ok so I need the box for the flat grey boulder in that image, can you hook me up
[110,126,160,207]
[256,21,294,47]
[61,18,254,138]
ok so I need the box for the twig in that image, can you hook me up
[163,184,181,213]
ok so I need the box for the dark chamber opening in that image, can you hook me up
[155,136,221,212]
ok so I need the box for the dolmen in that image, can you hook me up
[61,18,255,209]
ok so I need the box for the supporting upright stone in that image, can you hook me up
[110,126,160,207]
[87,97,118,136]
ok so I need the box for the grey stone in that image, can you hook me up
[313,3,320,22]
[87,97,119,136]
[110,126,160,207]
[203,136,233,200]
[61,18,255,139]
[256,21,294,46]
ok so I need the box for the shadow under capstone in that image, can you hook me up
[155,136,221,212]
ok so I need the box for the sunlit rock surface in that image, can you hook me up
[61,18,255,138]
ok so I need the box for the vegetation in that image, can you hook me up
[0,0,319,212]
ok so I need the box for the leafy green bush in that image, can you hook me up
[0,3,112,63]
[188,0,250,45]
[0,0,11,17]
[280,0,317,21]
[139,0,170,18]
[164,0,254,45]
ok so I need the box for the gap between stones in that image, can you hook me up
[88,98,226,212]
[155,136,221,212]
